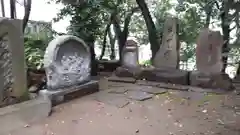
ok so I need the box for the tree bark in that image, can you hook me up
[10,0,16,19]
[99,22,111,60]
[136,0,159,61]
[236,62,240,76]
[108,28,116,60]
[86,38,98,76]
[112,7,139,62]
[220,0,230,73]
[22,0,32,32]
[0,0,5,17]
[204,5,212,28]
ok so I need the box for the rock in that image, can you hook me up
[28,85,38,93]
[107,75,136,83]
[138,68,189,85]
[190,71,233,90]
[126,91,154,101]
[115,66,142,78]
[108,88,128,94]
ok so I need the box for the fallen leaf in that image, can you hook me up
[202,109,207,113]
[24,124,30,128]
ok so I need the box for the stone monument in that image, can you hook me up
[139,16,189,85]
[115,39,142,78]
[153,17,180,69]
[0,18,27,104]
[40,35,99,100]
[190,28,232,90]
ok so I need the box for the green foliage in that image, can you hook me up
[24,37,49,69]
[140,59,151,66]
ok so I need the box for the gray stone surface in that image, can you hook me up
[190,71,233,90]
[196,28,223,74]
[153,17,180,69]
[138,68,189,85]
[0,96,51,134]
[95,92,129,108]
[108,76,136,83]
[44,35,91,90]
[122,39,139,68]
[0,18,27,99]
[108,88,128,94]
[140,86,168,94]
[39,80,99,100]
[126,91,154,101]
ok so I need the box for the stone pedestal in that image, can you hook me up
[138,68,189,85]
[190,71,233,90]
[115,66,142,78]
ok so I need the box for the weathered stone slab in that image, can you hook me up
[107,76,136,83]
[0,18,27,99]
[196,28,223,74]
[95,92,129,108]
[190,71,233,90]
[126,91,154,101]
[153,17,180,69]
[44,35,91,90]
[115,66,142,78]
[108,88,128,94]
[0,96,51,134]
[39,80,99,101]
[140,86,168,94]
[138,68,189,85]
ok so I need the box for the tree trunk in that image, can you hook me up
[22,0,32,32]
[99,22,111,60]
[108,29,116,60]
[220,1,230,73]
[0,0,5,17]
[112,7,139,62]
[236,62,240,76]
[136,0,159,61]
[10,0,16,19]
[87,39,98,76]
[204,6,212,28]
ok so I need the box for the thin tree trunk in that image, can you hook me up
[236,62,240,76]
[87,38,98,76]
[109,28,116,60]
[22,0,32,32]
[10,0,16,19]
[204,6,212,28]
[220,1,230,73]
[99,22,111,60]
[136,0,159,61]
[0,0,5,17]
[112,7,139,62]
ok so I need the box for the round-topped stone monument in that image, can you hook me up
[44,35,91,90]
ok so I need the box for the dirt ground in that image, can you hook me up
[6,80,240,135]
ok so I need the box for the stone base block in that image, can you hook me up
[115,66,142,78]
[108,76,136,83]
[0,96,51,134]
[39,80,99,102]
[189,71,233,90]
[138,68,189,85]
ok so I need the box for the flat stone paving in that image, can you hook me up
[5,81,240,135]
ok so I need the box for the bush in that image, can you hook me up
[24,37,48,69]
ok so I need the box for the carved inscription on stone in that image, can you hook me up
[44,35,91,90]
[153,17,180,69]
